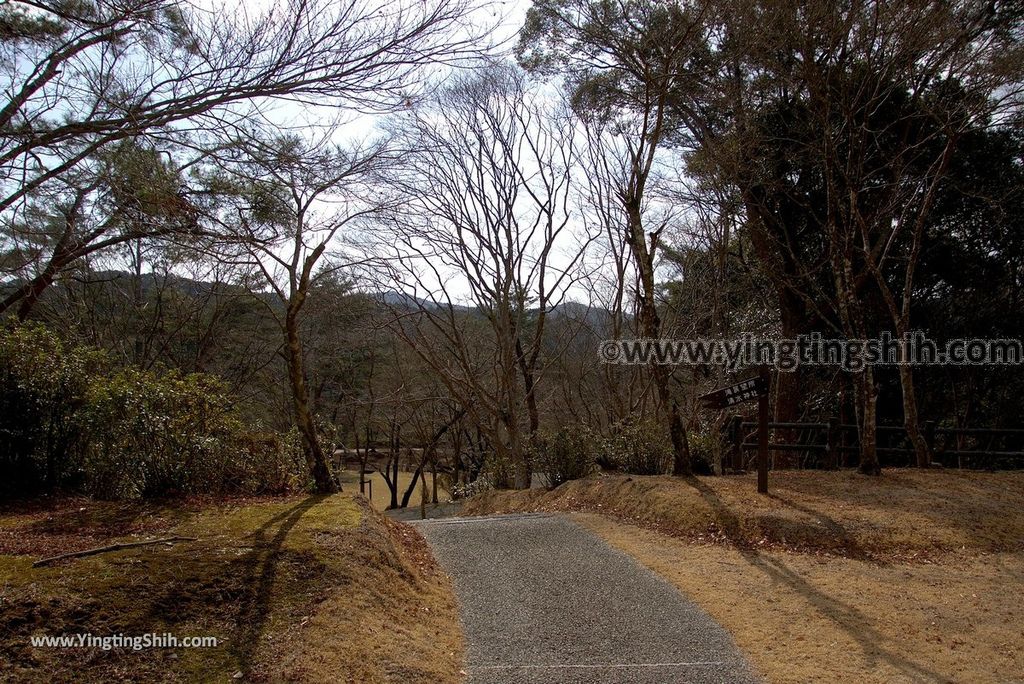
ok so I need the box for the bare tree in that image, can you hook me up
[1,0,486,316]
[372,63,590,488]
[519,0,716,474]
[214,135,385,493]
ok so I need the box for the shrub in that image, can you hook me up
[0,325,309,500]
[0,325,105,496]
[82,369,246,498]
[688,430,722,475]
[450,477,492,499]
[532,425,597,488]
[232,430,310,495]
[600,419,672,475]
[484,452,516,489]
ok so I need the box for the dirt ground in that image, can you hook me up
[577,513,1023,684]
[465,469,1024,560]
[0,495,463,683]
[466,469,1024,683]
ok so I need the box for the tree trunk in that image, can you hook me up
[494,367,530,488]
[854,368,880,475]
[4,196,80,321]
[516,337,541,484]
[13,271,58,321]
[898,363,930,467]
[832,233,879,476]
[400,463,423,508]
[389,425,400,509]
[354,431,366,495]
[625,206,691,475]
[772,289,807,468]
[507,417,530,489]
[431,457,438,504]
[452,428,463,488]
[284,307,337,494]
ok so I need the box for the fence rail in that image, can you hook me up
[726,417,1024,470]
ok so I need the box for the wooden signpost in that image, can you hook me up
[700,367,771,494]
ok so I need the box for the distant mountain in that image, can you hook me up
[2,271,622,327]
[547,300,619,328]
[376,290,474,313]
[374,290,619,328]
[378,290,435,309]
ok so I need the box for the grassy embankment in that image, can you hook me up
[0,494,463,683]
[466,469,1024,683]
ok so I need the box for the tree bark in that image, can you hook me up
[772,289,807,468]
[625,206,691,475]
[400,464,423,509]
[284,305,337,494]
[431,457,439,504]
[854,367,880,475]
[515,337,540,486]
[898,361,930,467]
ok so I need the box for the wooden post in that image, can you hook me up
[924,420,936,467]
[355,436,365,495]
[699,372,771,491]
[420,469,428,520]
[729,415,743,472]
[826,416,839,470]
[758,366,770,494]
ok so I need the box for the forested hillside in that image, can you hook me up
[2,0,1023,498]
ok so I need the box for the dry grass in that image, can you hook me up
[464,469,1024,560]
[465,470,1024,683]
[0,494,463,683]
[576,513,1024,684]
[260,512,463,683]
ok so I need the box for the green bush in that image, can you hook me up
[532,425,597,488]
[287,423,338,487]
[687,430,722,474]
[600,419,672,476]
[232,430,310,495]
[82,369,245,498]
[0,324,307,500]
[484,451,516,490]
[0,325,104,495]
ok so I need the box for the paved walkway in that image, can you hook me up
[385,501,463,522]
[413,513,760,683]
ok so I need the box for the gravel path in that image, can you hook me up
[385,501,463,522]
[412,513,760,684]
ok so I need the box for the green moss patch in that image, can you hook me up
[0,495,380,682]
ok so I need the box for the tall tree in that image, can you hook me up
[1,0,483,315]
[523,0,1024,473]
[518,0,713,474]
[215,135,385,493]
[706,0,1024,471]
[375,63,588,488]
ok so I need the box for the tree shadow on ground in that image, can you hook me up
[133,496,329,671]
[1,496,334,680]
[766,470,1024,553]
[765,492,874,561]
[231,496,326,673]
[683,476,948,683]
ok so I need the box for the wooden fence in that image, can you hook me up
[726,417,1024,470]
